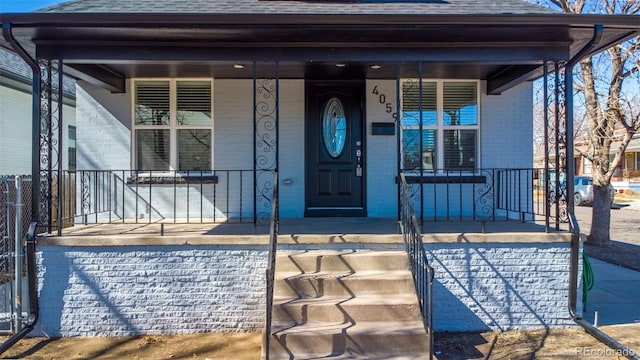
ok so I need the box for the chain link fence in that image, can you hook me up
[0,176,32,334]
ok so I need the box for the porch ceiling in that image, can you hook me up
[2,13,638,94]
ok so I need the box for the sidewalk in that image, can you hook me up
[583,258,640,326]
[614,196,640,211]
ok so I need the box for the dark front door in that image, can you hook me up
[305,81,365,217]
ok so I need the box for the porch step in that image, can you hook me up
[274,270,415,298]
[273,294,420,324]
[267,250,430,359]
[269,321,430,360]
[275,250,409,272]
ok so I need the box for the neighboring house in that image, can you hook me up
[1,0,638,356]
[574,131,640,193]
[0,48,76,175]
[615,135,640,192]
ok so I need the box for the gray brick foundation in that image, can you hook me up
[33,240,575,337]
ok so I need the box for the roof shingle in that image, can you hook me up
[0,48,76,96]
[38,0,556,15]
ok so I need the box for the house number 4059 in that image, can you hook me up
[372,85,398,121]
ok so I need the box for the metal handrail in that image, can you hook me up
[400,168,552,223]
[398,173,434,360]
[54,169,253,225]
[263,172,279,360]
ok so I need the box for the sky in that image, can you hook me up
[0,0,65,12]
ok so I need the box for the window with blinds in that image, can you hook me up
[401,80,479,171]
[133,79,213,171]
[177,81,212,126]
[135,81,170,126]
[68,126,77,171]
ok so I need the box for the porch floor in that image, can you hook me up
[39,217,572,246]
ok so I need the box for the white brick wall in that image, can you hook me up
[74,78,534,219]
[77,79,305,219]
[76,81,131,170]
[425,242,575,331]
[212,79,253,170]
[212,79,305,218]
[366,80,398,217]
[34,242,574,336]
[278,80,305,218]
[35,245,267,337]
[481,81,533,169]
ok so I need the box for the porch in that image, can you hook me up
[32,216,575,343]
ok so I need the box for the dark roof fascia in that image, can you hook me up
[1,12,640,28]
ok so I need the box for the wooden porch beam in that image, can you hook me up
[37,44,569,64]
[487,65,542,95]
[63,64,125,93]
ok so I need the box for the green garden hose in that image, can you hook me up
[582,249,594,311]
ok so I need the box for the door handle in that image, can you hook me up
[356,149,363,177]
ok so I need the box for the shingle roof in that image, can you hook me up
[0,48,76,97]
[0,48,32,80]
[38,0,556,15]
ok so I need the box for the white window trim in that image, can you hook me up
[401,79,481,172]
[131,78,215,172]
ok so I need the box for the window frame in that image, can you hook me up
[401,79,480,172]
[68,125,77,171]
[131,78,214,172]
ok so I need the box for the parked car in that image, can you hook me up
[548,176,615,206]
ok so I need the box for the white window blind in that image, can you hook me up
[402,80,479,171]
[135,81,170,125]
[443,82,477,126]
[133,79,213,171]
[177,81,212,126]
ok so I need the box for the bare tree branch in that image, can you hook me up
[531,0,640,245]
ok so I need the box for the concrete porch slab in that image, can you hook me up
[37,217,572,247]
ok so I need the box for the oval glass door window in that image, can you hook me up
[322,97,347,158]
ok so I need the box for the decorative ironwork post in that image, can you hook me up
[418,62,424,226]
[398,73,423,220]
[543,60,550,231]
[395,62,402,222]
[56,60,64,236]
[253,61,279,225]
[544,61,569,227]
[38,60,62,234]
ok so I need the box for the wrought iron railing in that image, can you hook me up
[401,168,559,224]
[54,170,254,225]
[399,173,434,360]
[263,172,279,360]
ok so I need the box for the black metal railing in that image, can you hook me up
[399,173,434,360]
[54,169,254,225]
[401,168,558,225]
[263,172,279,360]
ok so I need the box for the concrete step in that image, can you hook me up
[267,249,430,359]
[276,250,409,273]
[269,320,430,359]
[274,270,415,298]
[273,294,421,324]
